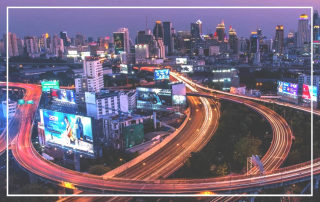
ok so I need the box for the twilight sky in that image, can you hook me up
[1,0,320,40]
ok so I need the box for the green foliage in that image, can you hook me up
[88,165,111,175]
[171,101,271,179]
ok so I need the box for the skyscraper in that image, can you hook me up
[297,14,311,48]
[117,28,130,54]
[274,25,284,54]
[250,32,259,53]
[60,31,70,47]
[163,21,174,55]
[228,26,238,54]
[153,21,164,39]
[191,20,202,39]
[216,20,226,42]
[6,33,19,57]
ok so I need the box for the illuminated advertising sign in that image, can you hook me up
[81,52,90,60]
[181,65,193,73]
[113,33,125,54]
[277,81,298,98]
[136,87,172,111]
[51,89,76,104]
[120,64,128,74]
[41,80,60,92]
[302,84,318,102]
[40,109,94,154]
[172,95,186,105]
[176,58,187,65]
[154,69,170,80]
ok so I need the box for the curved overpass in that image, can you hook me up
[1,79,303,195]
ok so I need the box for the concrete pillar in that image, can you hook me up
[74,152,80,171]
[153,111,157,130]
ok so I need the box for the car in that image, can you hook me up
[27,100,34,104]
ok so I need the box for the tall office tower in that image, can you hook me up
[7,33,19,57]
[250,31,260,64]
[75,34,86,46]
[153,21,164,39]
[51,35,64,57]
[117,28,130,54]
[250,32,259,53]
[163,21,174,55]
[297,14,311,48]
[136,30,154,44]
[60,31,70,47]
[135,44,149,64]
[75,57,104,93]
[228,26,238,54]
[156,38,166,59]
[274,25,284,54]
[216,20,226,42]
[191,20,202,39]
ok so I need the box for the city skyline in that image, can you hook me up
[6,8,312,40]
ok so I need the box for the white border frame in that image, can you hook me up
[6,6,314,197]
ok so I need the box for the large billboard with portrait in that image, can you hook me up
[51,89,76,104]
[40,109,94,154]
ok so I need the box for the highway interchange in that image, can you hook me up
[0,72,318,196]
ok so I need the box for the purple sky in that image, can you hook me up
[1,0,320,40]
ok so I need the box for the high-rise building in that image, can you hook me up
[117,28,130,54]
[216,20,226,42]
[191,20,202,39]
[114,28,130,54]
[75,57,104,94]
[297,14,311,48]
[24,36,39,56]
[153,21,164,39]
[163,21,174,55]
[60,31,70,47]
[6,33,19,57]
[250,31,259,53]
[156,39,165,59]
[51,35,64,57]
[85,90,136,119]
[228,26,238,54]
[135,44,149,64]
[274,25,284,54]
[75,34,86,46]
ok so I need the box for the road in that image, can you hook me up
[1,77,316,195]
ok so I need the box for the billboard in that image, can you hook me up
[120,64,128,74]
[51,89,76,104]
[113,33,125,54]
[41,80,60,92]
[176,58,187,65]
[154,69,170,80]
[40,109,94,154]
[302,84,318,102]
[136,87,172,111]
[181,65,193,73]
[172,83,187,105]
[123,124,144,148]
[277,81,298,98]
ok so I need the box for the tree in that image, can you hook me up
[88,165,111,175]
[215,162,229,176]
